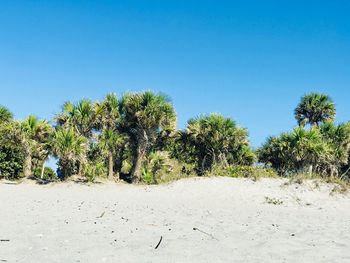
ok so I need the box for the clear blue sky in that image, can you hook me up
[1,0,350,147]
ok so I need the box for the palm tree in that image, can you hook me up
[289,127,328,174]
[52,127,87,178]
[258,135,292,174]
[185,113,254,174]
[95,93,120,130]
[99,129,125,180]
[119,91,176,183]
[295,93,336,127]
[55,99,97,177]
[258,127,328,175]
[55,101,75,127]
[56,99,97,138]
[0,105,13,123]
[95,93,125,179]
[319,122,350,176]
[18,116,53,178]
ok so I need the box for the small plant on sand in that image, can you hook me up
[284,172,350,194]
[326,177,350,195]
[330,184,349,195]
[265,196,284,205]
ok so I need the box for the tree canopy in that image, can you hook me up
[1,91,349,183]
[295,93,336,127]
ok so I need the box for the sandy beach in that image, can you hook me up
[1,177,349,263]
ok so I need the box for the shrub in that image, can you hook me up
[0,144,24,180]
[208,165,278,179]
[83,161,107,182]
[142,151,195,184]
[157,161,196,184]
[142,151,172,184]
[286,172,350,194]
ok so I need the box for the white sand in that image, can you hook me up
[0,177,349,263]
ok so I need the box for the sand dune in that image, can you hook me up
[0,177,349,263]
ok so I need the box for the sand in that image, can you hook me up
[0,177,349,263]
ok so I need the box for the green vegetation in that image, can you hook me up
[0,107,24,180]
[294,93,336,127]
[1,92,350,186]
[258,93,350,182]
[264,196,284,205]
[208,165,277,180]
[184,114,255,174]
[119,91,177,183]
[33,167,57,181]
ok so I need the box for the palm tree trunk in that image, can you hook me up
[115,148,124,178]
[152,167,158,184]
[77,162,81,177]
[40,161,45,179]
[108,152,114,180]
[200,155,208,175]
[212,152,217,166]
[23,153,32,178]
[130,144,146,183]
[62,159,69,179]
[308,164,313,177]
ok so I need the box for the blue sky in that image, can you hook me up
[1,0,350,148]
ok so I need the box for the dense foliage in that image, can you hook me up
[259,93,350,178]
[0,143,24,180]
[0,107,24,179]
[0,92,349,183]
[294,93,336,127]
[172,114,255,174]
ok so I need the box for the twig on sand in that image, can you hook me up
[96,211,106,218]
[193,227,219,241]
[0,240,10,242]
[155,236,163,249]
